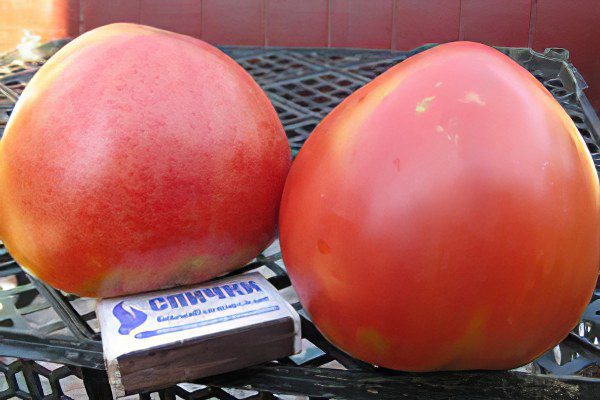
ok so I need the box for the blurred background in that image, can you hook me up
[1,0,599,110]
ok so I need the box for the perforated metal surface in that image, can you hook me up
[0,43,599,399]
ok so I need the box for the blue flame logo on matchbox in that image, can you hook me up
[113,301,148,335]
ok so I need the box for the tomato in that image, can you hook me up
[0,24,291,298]
[279,41,599,371]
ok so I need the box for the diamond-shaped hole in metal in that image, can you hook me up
[38,374,51,397]
[0,370,8,392]
[14,369,27,394]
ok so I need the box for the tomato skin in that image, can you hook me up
[279,42,599,371]
[0,24,291,298]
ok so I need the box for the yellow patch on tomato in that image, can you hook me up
[433,308,489,369]
[328,74,407,158]
[416,96,436,113]
[356,327,391,356]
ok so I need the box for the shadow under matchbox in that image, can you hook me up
[97,272,301,397]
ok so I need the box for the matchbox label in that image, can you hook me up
[98,272,296,361]
[110,279,275,339]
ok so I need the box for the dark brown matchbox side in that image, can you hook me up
[116,316,296,394]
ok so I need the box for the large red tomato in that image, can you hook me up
[0,23,291,298]
[279,42,599,371]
